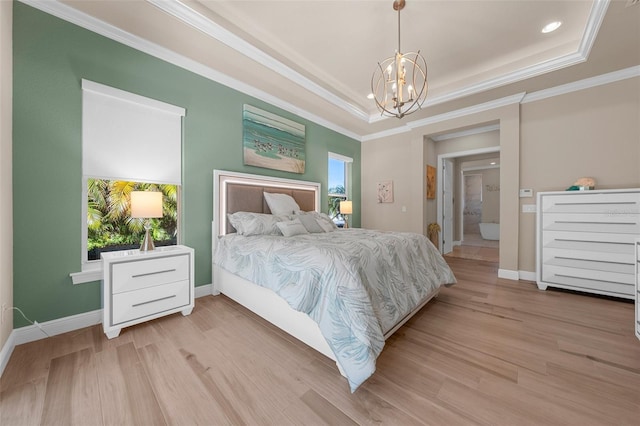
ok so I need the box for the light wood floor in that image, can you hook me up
[2,257,639,425]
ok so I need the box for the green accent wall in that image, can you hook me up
[12,3,361,327]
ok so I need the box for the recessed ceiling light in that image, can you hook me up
[490,162,496,165]
[541,21,562,34]
[367,93,375,99]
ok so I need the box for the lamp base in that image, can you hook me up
[139,227,155,252]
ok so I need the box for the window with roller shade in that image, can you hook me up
[81,80,185,264]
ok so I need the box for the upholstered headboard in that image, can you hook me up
[213,170,321,236]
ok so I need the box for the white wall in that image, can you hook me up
[518,77,640,271]
[362,76,640,278]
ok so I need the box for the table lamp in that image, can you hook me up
[340,200,353,229]
[130,191,163,251]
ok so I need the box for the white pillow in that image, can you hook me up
[228,212,288,236]
[315,218,335,233]
[276,219,309,237]
[264,192,301,216]
[308,211,338,231]
[296,212,326,233]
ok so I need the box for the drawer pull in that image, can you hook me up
[132,268,177,278]
[132,295,176,307]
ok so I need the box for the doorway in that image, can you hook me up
[437,146,500,262]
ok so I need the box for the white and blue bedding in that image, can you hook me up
[213,228,456,391]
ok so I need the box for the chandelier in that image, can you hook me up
[371,0,428,119]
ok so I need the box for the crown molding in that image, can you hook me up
[408,93,527,130]
[360,126,412,143]
[521,65,640,104]
[148,0,370,122]
[431,124,500,142]
[363,93,524,141]
[18,0,361,141]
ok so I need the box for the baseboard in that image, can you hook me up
[0,331,16,377]
[498,269,519,280]
[453,240,462,246]
[518,270,536,282]
[0,282,214,378]
[195,283,214,298]
[498,269,536,282]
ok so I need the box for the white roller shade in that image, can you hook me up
[82,79,185,185]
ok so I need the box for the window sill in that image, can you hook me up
[70,267,102,285]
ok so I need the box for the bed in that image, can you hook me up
[211,170,456,391]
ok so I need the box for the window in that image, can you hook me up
[328,152,353,226]
[86,179,178,260]
[79,80,185,277]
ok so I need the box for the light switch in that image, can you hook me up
[519,189,533,198]
[401,206,407,213]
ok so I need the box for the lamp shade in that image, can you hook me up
[340,200,353,215]
[130,191,163,218]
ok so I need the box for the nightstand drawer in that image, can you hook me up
[111,280,190,326]
[111,254,189,294]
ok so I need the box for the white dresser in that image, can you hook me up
[536,189,640,299]
[101,245,194,338]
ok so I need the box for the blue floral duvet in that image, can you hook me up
[213,228,456,391]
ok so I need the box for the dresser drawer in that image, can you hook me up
[111,254,189,294]
[541,213,640,234]
[541,192,640,213]
[111,280,190,326]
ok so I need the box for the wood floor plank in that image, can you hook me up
[364,373,479,426]
[0,377,47,426]
[40,348,101,426]
[516,368,639,425]
[295,358,426,425]
[298,389,359,425]
[137,342,233,425]
[95,342,166,425]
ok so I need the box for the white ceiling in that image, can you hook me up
[44,0,640,138]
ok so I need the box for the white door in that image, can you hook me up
[442,158,454,254]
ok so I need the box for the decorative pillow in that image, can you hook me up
[228,212,288,236]
[309,211,338,231]
[263,192,301,216]
[296,212,326,233]
[315,218,335,233]
[276,219,309,237]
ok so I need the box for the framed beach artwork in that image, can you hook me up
[243,104,306,174]
[377,180,394,203]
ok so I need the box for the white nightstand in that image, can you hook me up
[101,245,194,339]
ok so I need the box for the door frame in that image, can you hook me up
[437,146,500,254]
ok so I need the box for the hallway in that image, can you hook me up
[445,233,499,263]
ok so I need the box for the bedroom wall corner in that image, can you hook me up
[0,0,14,359]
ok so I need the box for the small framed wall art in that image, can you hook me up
[377,180,394,203]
